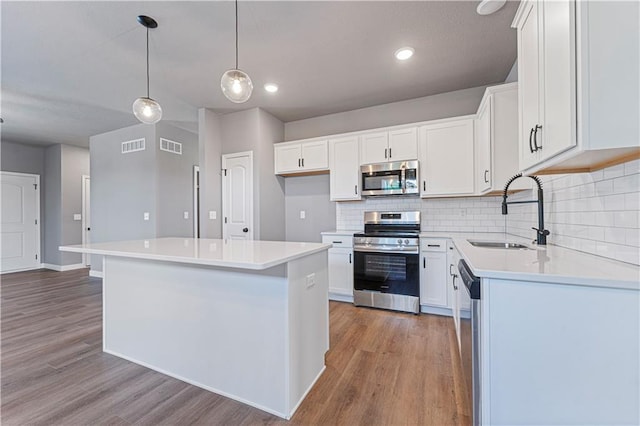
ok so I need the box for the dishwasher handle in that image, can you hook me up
[458,259,481,300]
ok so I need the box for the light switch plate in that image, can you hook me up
[306,273,315,288]
[144,212,150,221]
[183,211,189,219]
[73,214,82,221]
[300,210,306,219]
[209,211,217,220]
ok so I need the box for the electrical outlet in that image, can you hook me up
[144,212,150,221]
[183,211,189,219]
[73,214,82,221]
[209,211,217,220]
[144,240,150,248]
[306,273,316,288]
[300,210,306,219]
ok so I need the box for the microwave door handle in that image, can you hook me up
[401,168,406,193]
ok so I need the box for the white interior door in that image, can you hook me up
[82,175,91,266]
[1,172,40,273]
[222,151,254,240]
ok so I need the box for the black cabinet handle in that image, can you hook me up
[534,125,542,151]
[529,127,535,153]
[354,185,358,195]
[427,244,440,247]
[302,158,305,167]
[423,181,426,191]
[484,169,489,183]
[423,257,426,268]
[384,148,388,159]
[452,275,458,290]
[298,158,301,167]
[349,253,352,264]
[389,148,392,158]
[332,241,341,244]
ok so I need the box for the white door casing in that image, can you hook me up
[1,172,41,273]
[222,151,254,240]
[81,175,91,266]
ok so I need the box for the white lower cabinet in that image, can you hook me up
[420,239,448,307]
[322,234,354,301]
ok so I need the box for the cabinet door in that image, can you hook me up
[517,0,542,171]
[447,243,461,350]
[329,136,361,201]
[301,140,328,171]
[388,127,418,161]
[420,119,475,197]
[328,248,353,296]
[476,97,492,194]
[420,251,448,307]
[539,0,577,160]
[274,144,302,174]
[360,132,389,164]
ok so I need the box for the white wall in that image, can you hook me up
[337,196,505,233]
[506,159,640,265]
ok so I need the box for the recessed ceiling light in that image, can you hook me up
[394,47,414,61]
[477,0,506,15]
[264,83,279,93]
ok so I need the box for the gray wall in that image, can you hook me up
[44,145,62,265]
[284,175,335,243]
[60,145,90,265]
[284,85,489,141]
[155,122,199,238]
[198,108,223,239]
[505,60,518,83]
[1,141,46,256]
[257,109,285,242]
[199,107,286,242]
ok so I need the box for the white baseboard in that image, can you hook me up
[89,269,103,278]
[42,263,86,272]
[328,292,353,303]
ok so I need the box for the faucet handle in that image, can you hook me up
[532,227,550,236]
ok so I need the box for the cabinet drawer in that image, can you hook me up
[322,235,353,248]
[421,238,447,252]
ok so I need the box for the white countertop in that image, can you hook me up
[321,230,362,235]
[422,232,639,290]
[60,238,330,270]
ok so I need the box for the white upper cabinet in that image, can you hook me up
[513,0,639,174]
[274,139,328,175]
[475,95,492,194]
[360,127,418,164]
[475,83,529,193]
[329,136,361,201]
[419,118,475,197]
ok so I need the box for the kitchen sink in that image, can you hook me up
[468,240,532,250]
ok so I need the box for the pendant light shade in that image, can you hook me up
[221,69,253,103]
[133,15,162,124]
[221,0,252,103]
[133,97,162,124]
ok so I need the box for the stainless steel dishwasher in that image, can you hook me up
[458,259,480,426]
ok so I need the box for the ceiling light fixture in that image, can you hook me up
[132,15,162,124]
[264,83,278,93]
[476,0,507,15]
[221,0,253,103]
[394,47,414,61]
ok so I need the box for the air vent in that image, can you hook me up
[122,138,146,154]
[160,138,182,155]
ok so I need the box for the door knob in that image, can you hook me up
[242,228,249,233]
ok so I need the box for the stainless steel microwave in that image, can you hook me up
[360,160,419,196]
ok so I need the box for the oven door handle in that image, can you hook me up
[354,246,419,255]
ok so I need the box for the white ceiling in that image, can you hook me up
[1,1,518,148]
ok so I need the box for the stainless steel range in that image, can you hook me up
[353,211,420,314]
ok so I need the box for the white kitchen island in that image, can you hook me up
[60,237,331,419]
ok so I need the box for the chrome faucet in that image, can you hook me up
[502,173,550,245]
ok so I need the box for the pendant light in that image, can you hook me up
[132,15,162,124]
[221,0,253,103]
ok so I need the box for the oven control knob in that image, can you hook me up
[404,239,409,245]
[397,239,402,244]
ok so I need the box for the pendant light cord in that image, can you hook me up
[146,26,150,98]
[235,0,239,70]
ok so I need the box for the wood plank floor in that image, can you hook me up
[1,268,469,425]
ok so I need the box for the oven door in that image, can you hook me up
[353,248,419,296]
